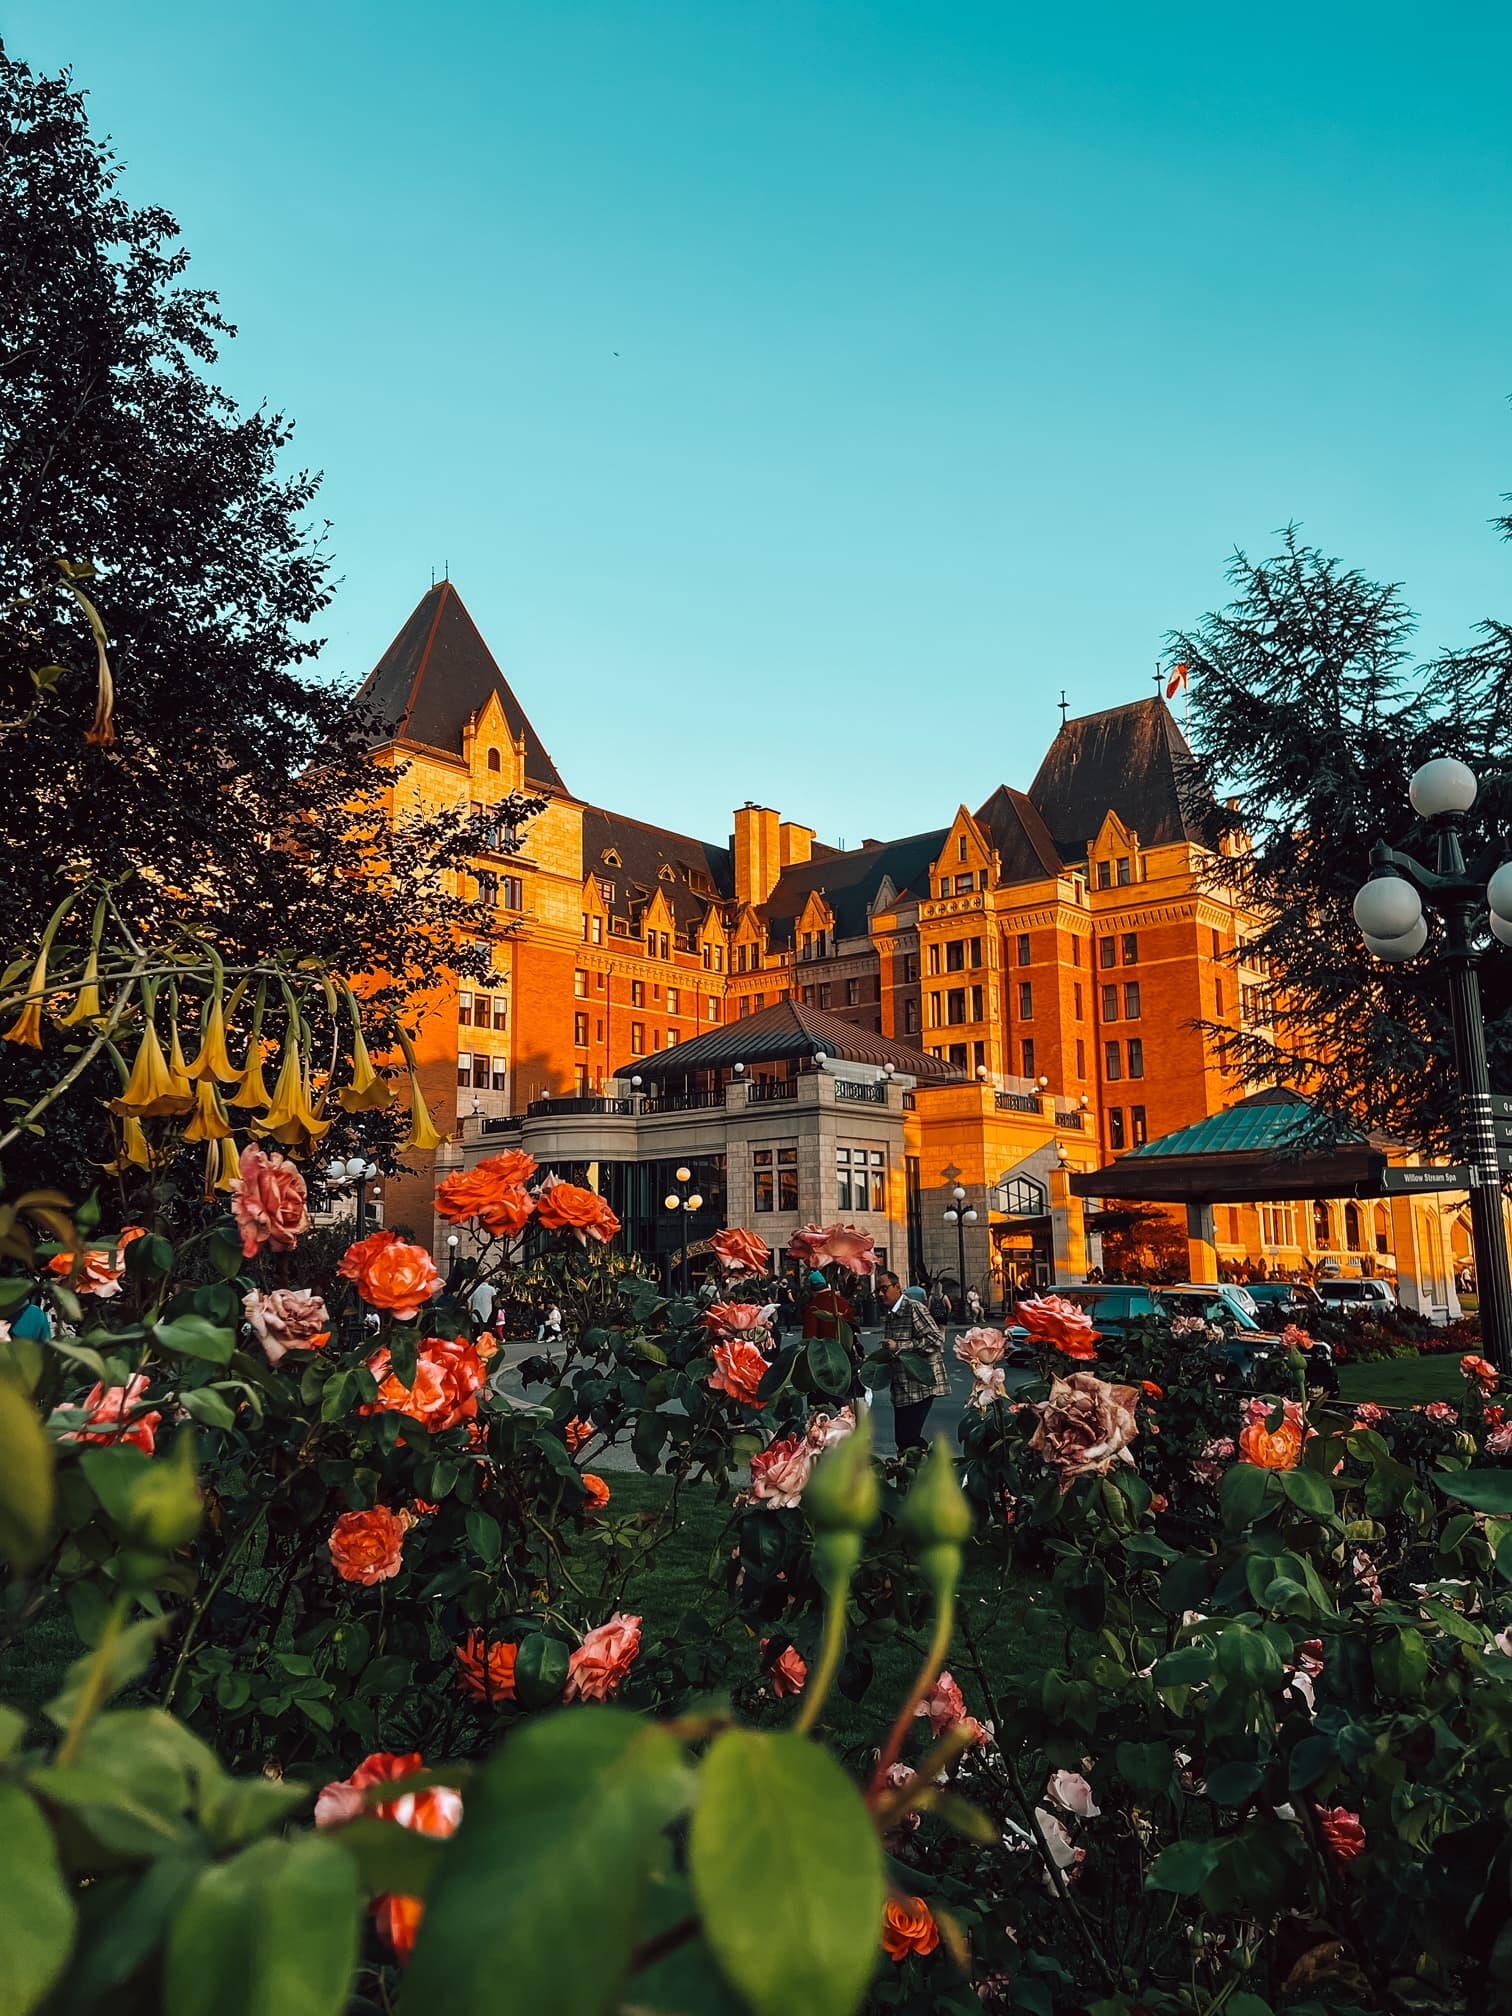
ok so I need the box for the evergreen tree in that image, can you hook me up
[1174,523,1512,1154]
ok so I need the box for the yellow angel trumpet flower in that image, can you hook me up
[337,995,394,1114]
[57,899,108,1028]
[110,1008,194,1119]
[187,972,240,1084]
[165,1002,195,1107]
[183,1076,234,1143]
[254,1023,331,1153]
[103,1115,156,1175]
[395,1025,447,1153]
[1,893,76,1048]
[212,1134,242,1193]
[227,984,274,1110]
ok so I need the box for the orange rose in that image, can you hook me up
[376,1893,425,1965]
[47,1225,146,1297]
[709,1338,769,1408]
[535,1181,621,1245]
[435,1156,538,1238]
[1018,1293,1100,1361]
[457,1630,519,1703]
[581,1472,611,1510]
[564,1612,642,1702]
[376,1775,463,1965]
[315,1750,425,1829]
[882,1896,940,1962]
[711,1226,773,1278]
[474,1331,500,1362]
[329,1506,406,1585]
[705,1301,774,1342]
[564,1417,594,1454]
[1142,1380,1164,1400]
[363,1335,487,1434]
[762,1639,808,1697]
[1462,1353,1499,1390]
[230,1144,311,1259]
[58,1372,162,1455]
[1237,1396,1313,1472]
[339,1230,443,1319]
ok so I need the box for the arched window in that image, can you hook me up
[1001,1175,1047,1218]
[1312,1201,1332,1249]
[1374,1204,1390,1255]
[1344,1202,1362,1252]
[487,749,501,772]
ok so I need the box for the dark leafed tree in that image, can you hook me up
[0,45,526,1185]
[1174,522,1512,1155]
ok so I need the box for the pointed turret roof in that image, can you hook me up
[972,785,1062,883]
[1027,698,1212,860]
[356,583,567,791]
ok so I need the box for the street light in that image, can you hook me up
[664,1164,704,1294]
[325,1156,379,1237]
[941,1182,978,1319]
[1354,756,1512,1369]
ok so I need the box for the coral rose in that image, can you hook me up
[882,1896,940,1962]
[329,1506,406,1585]
[1318,1805,1366,1861]
[955,1326,1007,1368]
[762,1640,808,1697]
[377,1778,462,1963]
[711,1226,773,1278]
[1028,1372,1140,1492]
[1463,1353,1499,1389]
[750,1433,813,1508]
[243,1287,330,1366]
[966,1365,1007,1411]
[339,1229,443,1320]
[363,1335,487,1434]
[564,1416,594,1454]
[435,1151,539,1236]
[376,1894,426,1965]
[709,1338,769,1408]
[230,1143,310,1260]
[47,1226,146,1298]
[915,1669,972,1737]
[787,1223,878,1275]
[315,1750,425,1829]
[705,1301,776,1348]
[1420,1401,1459,1424]
[1351,1402,1388,1431]
[1017,1294,1100,1361]
[564,1612,642,1702]
[1237,1395,1313,1471]
[457,1630,519,1703]
[804,1407,857,1451]
[58,1372,162,1455]
[581,1472,611,1510]
[535,1181,621,1245]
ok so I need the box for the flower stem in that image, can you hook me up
[793,1571,851,1736]
[56,1592,130,1766]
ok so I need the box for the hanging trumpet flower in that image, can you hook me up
[109,990,194,1119]
[1,892,76,1048]
[210,1134,242,1194]
[394,1025,446,1153]
[103,1114,157,1175]
[253,1000,331,1153]
[186,949,240,1084]
[227,983,274,1110]
[56,897,107,1028]
[336,982,393,1113]
[183,1077,234,1144]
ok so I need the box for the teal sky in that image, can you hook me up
[8,3,1512,846]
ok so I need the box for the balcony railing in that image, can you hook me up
[1055,1111,1086,1130]
[745,1078,797,1104]
[483,1115,526,1133]
[525,1096,635,1119]
[834,1079,887,1105]
[995,1090,1041,1115]
[641,1089,727,1114]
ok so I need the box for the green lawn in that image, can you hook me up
[1336,1354,1469,1407]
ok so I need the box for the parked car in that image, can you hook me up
[1316,1278,1398,1316]
[1243,1280,1326,1327]
[1052,1282,1332,1391]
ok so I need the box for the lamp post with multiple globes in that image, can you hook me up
[664,1164,703,1294]
[1352,756,1512,1371]
[324,1156,380,1238]
[942,1184,978,1318]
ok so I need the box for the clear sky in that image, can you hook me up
[8,3,1512,847]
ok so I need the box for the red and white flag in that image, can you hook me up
[1165,662,1189,700]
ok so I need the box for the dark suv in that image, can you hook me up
[1243,1281,1325,1327]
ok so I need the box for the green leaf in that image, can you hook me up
[804,1336,851,1397]
[81,1435,201,1548]
[1146,1838,1221,1893]
[1279,1468,1334,1518]
[1151,1643,1215,1688]
[1434,1469,1512,1515]
[46,1616,166,1729]
[401,1707,691,2015]
[514,1633,572,1710]
[1372,1625,1429,1697]
[1114,1741,1171,1796]
[180,1387,237,1430]
[328,1817,446,1899]
[199,1777,309,1854]
[0,1781,76,2013]
[165,1835,358,2016]
[690,1728,884,2016]
[25,1763,190,1858]
[0,1703,26,1761]
[54,1851,203,2008]
[1216,1624,1284,1691]
[152,1314,235,1365]
[126,1233,174,1282]
[208,1230,246,1280]
[0,1377,54,1570]
[1220,1462,1271,1532]
[1204,1759,1268,1807]
[464,1508,501,1563]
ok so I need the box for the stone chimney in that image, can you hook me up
[734,804,782,907]
[779,821,815,868]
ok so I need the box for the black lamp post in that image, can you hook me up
[1353,755,1512,1372]
[663,1164,703,1294]
[325,1155,380,1237]
[942,1183,978,1319]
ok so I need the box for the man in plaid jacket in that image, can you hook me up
[877,1270,951,1452]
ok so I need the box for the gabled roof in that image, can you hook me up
[356,583,567,790]
[582,806,734,933]
[611,999,965,1083]
[973,785,1062,883]
[1027,698,1211,860]
[760,829,949,947]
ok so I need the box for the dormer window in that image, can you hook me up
[958,835,968,861]
[487,749,501,772]
[658,863,677,882]
[601,848,622,869]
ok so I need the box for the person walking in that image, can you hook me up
[964,1286,984,1323]
[877,1270,951,1454]
[537,1302,562,1345]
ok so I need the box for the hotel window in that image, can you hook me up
[1021,1039,1036,1079]
[487,748,501,772]
[631,980,645,1007]
[836,1148,853,1212]
[653,1029,662,1050]
[1102,985,1118,1021]
[846,978,860,1006]
[1018,982,1033,1020]
[1122,933,1139,965]
[815,931,827,957]
[1074,982,1084,1018]
[667,987,680,1014]
[666,1029,679,1046]
[818,983,832,1009]
[476,994,494,1028]
[574,970,587,998]
[1071,937,1082,966]
[1312,1201,1332,1249]
[597,878,614,904]
[946,938,965,971]
[904,954,919,983]
[1216,977,1225,1014]
[458,991,473,1026]
[958,834,969,861]
[630,1021,645,1054]
[457,1054,473,1088]
[574,1012,588,1047]
[802,985,814,1005]
[1075,1038,1086,1078]
[1117,857,1132,886]
[595,1018,604,1042]
[1016,934,1031,966]
[1131,1105,1147,1147]
[971,985,984,1020]
[1105,1041,1122,1081]
[659,933,670,961]
[969,937,983,967]
[778,1147,799,1212]
[949,1042,969,1069]
[652,983,661,1003]
[491,1058,508,1091]
[501,876,523,909]
[753,1148,774,1213]
[478,871,498,906]
[596,972,606,990]
[1212,928,1223,959]
[738,996,751,1018]
[1097,859,1112,889]
[972,1039,986,1071]
[1124,982,1141,1020]
[582,915,590,941]
[709,999,721,1021]
[946,988,967,1025]
[903,999,918,1034]
[492,999,508,1030]
[753,993,766,1010]
[591,916,603,945]
[802,932,813,959]
[1108,1107,1126,1151]
[1098,937,1116,969]
[928,943,941,976]
[735,945,746,974]
[1126,1038,1146,1080]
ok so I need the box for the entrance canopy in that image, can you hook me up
[1069,1087,1466,1205]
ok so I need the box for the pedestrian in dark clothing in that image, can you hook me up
[878,1271,951,1453]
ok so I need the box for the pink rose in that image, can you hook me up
[967,1365,1007,1411]
[955,1327,1008,1368]
[1046,1769,1100,1818]
[57,1372,163,1455]
[915,1670,974,1737]
[1420,1401,1459,1424]
[762,1640,808,1697]
[1352,1403,1388,1430]
[804,1408,857,1451]
[786,1224,878,1275]
[564,1612,642,1702]
[750,1434,813,1508]
[243,1288,331,1366]
[1032,1807,1086,1881]
[1489,1424,1512,1457]
[230,1143,311,1259]
[1028,1373,1141,1491]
